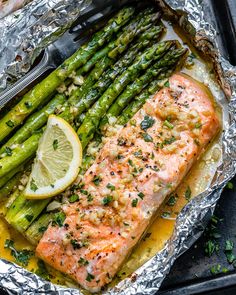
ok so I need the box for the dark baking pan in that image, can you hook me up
[0,0,235,294]
[159,2,236,294]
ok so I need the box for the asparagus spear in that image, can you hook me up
[24,213,54,245]
[5,196,50,231]
[0,7,135,143]
[0,94,66,155]
[0,173,22,200]
[77,40,174,148]
[60,22,164,124]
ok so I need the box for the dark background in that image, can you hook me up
[1,0,236,294]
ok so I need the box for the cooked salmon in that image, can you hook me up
[36,73,220,292]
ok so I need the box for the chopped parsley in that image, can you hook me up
[80,189,88,195]
[185,185,191,201]
[167,193,178,206]
[70,239,81,250]
[164,80,170,87]
[102,195,113,206]
[142,132,153,142]
[5,146,12,156]
[225,240,234,251]
[161,211,171,218]
[150,166,159,172]
[92,175,102,186]
[35,260,50,281]
[6,120,14,128]
[86,272,95,282]
[128,159,134,167]
[78,257,89,266]
[133,150,142,158]
[52,212,66,227]
[69,194,79,203]
[24,101,33,109]
[131,198,138,207]
[4,239,33,267]
[226,182,234,190]
[106,183,115,191]
[140,115,155,131]
[117,137,126,146]
[87,194,93,202]
[195,122,202,129]
[30,178,38,192]
[53,139,58,150]
[117,154,124,160]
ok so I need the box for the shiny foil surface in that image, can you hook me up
[0,0,91,91]
[0,0,236,294]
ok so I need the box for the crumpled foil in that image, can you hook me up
[0,0,91,91]
[1,0,236,294]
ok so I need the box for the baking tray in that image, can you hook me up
[0,0,235,294]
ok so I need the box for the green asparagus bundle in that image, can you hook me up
[77,40,174,148]
[99,46,187,130]
[0,7,135,143]
[0,173,22,201]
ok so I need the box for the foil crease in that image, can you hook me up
[1,0,236,294]
[0,0,91,91]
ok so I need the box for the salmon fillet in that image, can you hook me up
[36,73,220,292]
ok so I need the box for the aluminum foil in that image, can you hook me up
[0,0,91,91]
[1,0,236,294]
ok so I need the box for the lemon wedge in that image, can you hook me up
[25,115,82,199]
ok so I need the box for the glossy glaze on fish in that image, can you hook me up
[36,73,220,292]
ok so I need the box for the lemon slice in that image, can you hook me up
[25,115,82,199]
